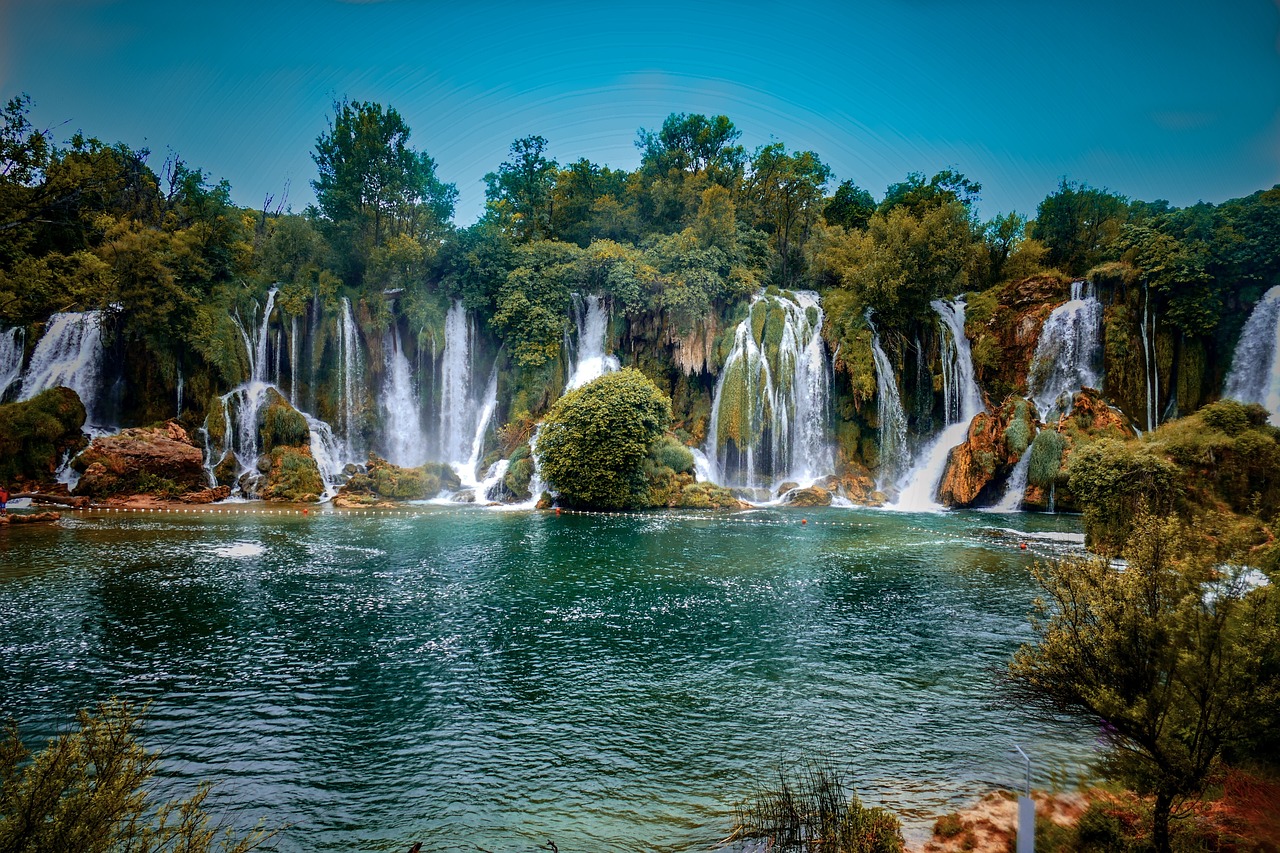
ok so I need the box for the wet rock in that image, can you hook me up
[0,511,60,524]
[775,481,800,498]
[938,396,1037,509]
[781,485,832,507]
[179,486,232,504]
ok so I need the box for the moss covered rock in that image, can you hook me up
[337,454,460,503]
[262,446,324,502]
[0,387,88,488]
[72,422,208,498]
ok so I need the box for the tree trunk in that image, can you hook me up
[1153,790,1173,853]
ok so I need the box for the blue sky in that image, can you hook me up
[3,0,1278,224]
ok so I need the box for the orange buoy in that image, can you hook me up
[555,507,561,516]
[1020,542,1027,550]
[302,508,309,515]
[801,518,807,525]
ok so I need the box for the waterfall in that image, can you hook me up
[869,315,908,492]
[992,450,1031,512]
[435,299,496,484]
[176,368,183,418]
[891,298,985,512]
[338,297,363,460]
[704,291,832,489]
[1028,280,1103,419]
[566,294,620,390]
[0,328,24,401]
[20,311,107,430]
[1224,284,1280,424]
[459,365,499,488]
[1140,283,1157,432]
[381,325,428,468]
[289,315,299,406]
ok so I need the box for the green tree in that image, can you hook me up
[1031,178,1128,274]
[823,180,876,231]
[484,135,558,242]
[879,169,980,217]
[0,700,275,852]
[1009,512,1280,853]
[491,240,580,366]
[311,98,456,280]
[537,367,673,509]
[746,144,831,287]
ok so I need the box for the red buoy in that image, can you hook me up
[1020,542,1027,550]
[801,518,807,525]
[555,507,561,516]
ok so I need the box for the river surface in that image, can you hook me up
[0,505,1096,851]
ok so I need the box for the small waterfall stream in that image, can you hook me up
[20,311,108,431]
[992,450,1031,512]
[1028,281,1103,419]
[0,328,24,401]
[436,299,498,485]
[891,298,985,512]
[869,315,908,492]
[338,297,363,460]
[1140,283,1158,431]
[704,291,832,490]
[1224,284,1280,424]
[566,294,620,390]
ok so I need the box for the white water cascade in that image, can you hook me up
[1140,283,1159,432]
[381,326,428,467]
[211,288,346,497]
[869,315,908,492]
[20,311,108,430]
[566,294,620,390]
[991,450,1032,513]
[704,291,832,490]
[437,300,498,483]
[891,298,985,512]
[338,297,363,460]
[1028,280,1103,419]
[1224,285,1280,424]
[0,328,24,401]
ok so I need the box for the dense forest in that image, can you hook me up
[2,92,1280,535]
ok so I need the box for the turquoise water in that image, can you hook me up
[0,506,1095,851]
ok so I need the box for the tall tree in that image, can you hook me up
[823,179,876,231]
[311,98,456,281]
[747,144,831,287]
[1009,512,1280,853]
[484,135,558,242]
[1031,178,1128,274]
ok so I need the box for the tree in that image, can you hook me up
[311,98,456,280]
[1008,512,1280,853]
[0,700,275,852]
[636,113,744,181]
[484,135,558,242]
[746,144,831,287]
[879,169,980,217]
[1031,178,1128,274]
[823,180,876,231]
[536,367,673,509]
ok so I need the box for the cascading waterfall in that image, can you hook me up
[704,291,832,490]
[1140,283,1158,432]
[1224,284,1280,424]
[1028,280,1103,419]
[20,311,107,430]
[289,316,299,406]
[460,365,499,489]
[210,288,346,497]
[381,325,428,468]
[566,294,620,390]
[0,328,24,401]
[992,450,1031,512]
[891,298,985,512]
[869,315,908,492]
[436,299,497,484]
[338,297,363,460]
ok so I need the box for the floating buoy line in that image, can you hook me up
[30,502,1059,552]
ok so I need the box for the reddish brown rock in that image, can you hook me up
[72,422,207,497]
[938,397,1038,508]
[0,511,61,524]
[179,486,232,504]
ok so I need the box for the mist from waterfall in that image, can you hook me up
[381,325,428,467]
[436,299,498,484]
[1224,284,1280,424]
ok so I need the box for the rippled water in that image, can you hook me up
[0,506,1096,851]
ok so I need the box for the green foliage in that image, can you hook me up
[491,240,580,367]
[1003,408,1031,456]
[134,471,185,499]
[1009,512,1280,853]
[0,700,275,852]
[537,368,673,509]
[676,481,741,509]
[745,144,831,286]
[649,434,695,475]
[261,391,309,452]
[312,97,456,281]
[824,180,876,231]
[732,760,904,853]
[0,388,87,485]
[263,447,323,502]
[1067,439,1181,553]
[1031,178,1129,274]
[503,443,534,500]
[484,135,558,242]
[1027,428,1065,487]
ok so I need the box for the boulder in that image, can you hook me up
[781,485,832,507]
[179,486,232,504]
[336,454,458,503]
[72,422,208,498]
[0,511,61,524]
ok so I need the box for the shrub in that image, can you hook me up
[0,387,87,485]
[263,447,323,502]
[1027,429,1065,487]
[649,434,695,475]
[262,391,309,451]
[536,368,672,509]
[732,760,903,853]
[1067,439,1181,552]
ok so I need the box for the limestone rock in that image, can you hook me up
[0,511,61,524]
[781,485,832,507]
[72,422,207,498]
[179,486,232,504]
[938,396,1037,509]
